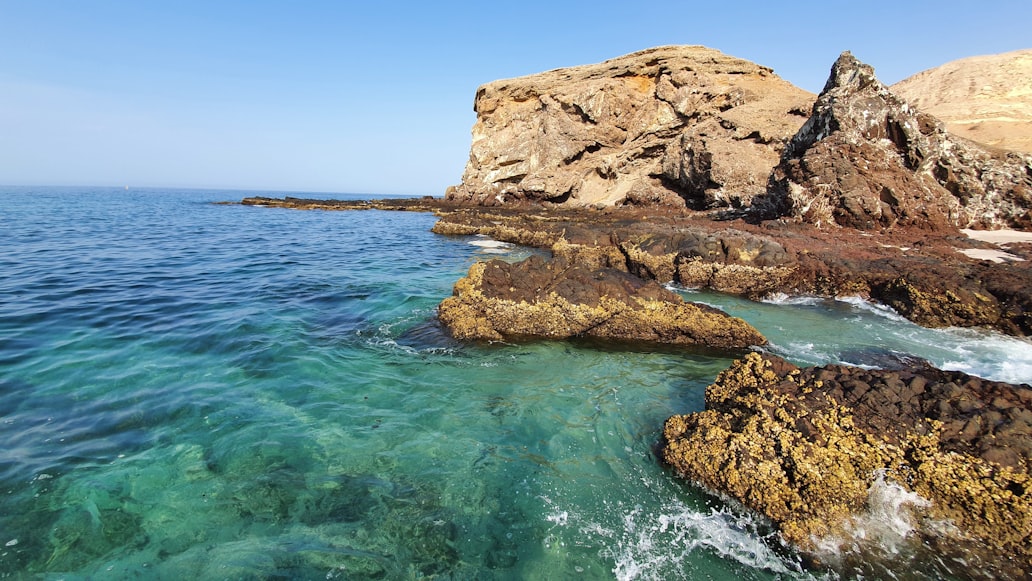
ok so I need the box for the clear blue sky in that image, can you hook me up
[1,1,1029,195]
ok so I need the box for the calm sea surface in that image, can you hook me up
[1,187,1030,580]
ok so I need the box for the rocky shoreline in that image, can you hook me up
[661,353,1031,578]
[237,46,1032,578]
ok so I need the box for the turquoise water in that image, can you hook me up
[1,187,1029,580]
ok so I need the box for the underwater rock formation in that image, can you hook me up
[660,353,1032,578]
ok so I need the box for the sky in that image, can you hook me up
[1,1,1030,196]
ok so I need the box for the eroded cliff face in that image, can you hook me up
[762,52,1032,230]
[445,46,813,209]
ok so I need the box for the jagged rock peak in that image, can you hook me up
[821,50,881,93]
[764,51,1032,230]
[446,45,813,209]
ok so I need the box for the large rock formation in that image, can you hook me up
[437,255,766,349]
[762,52,1032,230]
[445,46,813,209]
[892,49,1032,154]
[430,203,1032,336]
[661,353,1032,579]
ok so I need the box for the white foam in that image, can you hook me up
[608,503,805,580]
[834,295,908,322]
[924,327,1032,384]
[762,293,822,307]
[765,342,836,367]
[812,470,934,564]
[468,238,514,253]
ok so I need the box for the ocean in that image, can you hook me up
[1,187,1029,580]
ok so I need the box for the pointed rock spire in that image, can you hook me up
[763,51,1032,230]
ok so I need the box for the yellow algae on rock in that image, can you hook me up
[438,256,765,349]
[661,352,1032,577]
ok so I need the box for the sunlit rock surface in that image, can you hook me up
[760,52,1032,230]
[438,255,766,349]
[892,49,1032,154]
[446,45,813,210]
[661,353,1032,578]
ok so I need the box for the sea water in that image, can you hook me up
[1,187,1029,580]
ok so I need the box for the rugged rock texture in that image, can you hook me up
[661,353,1032,579]
[432,206,1032,335]
[437,255,765,349]
[892,49,1032,154]
[762,52,1032,230]
[445,46,812,209]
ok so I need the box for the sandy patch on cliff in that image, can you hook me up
[958,228,1032,262]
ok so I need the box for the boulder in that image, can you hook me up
[762,52,1032,230]
[437,255,766,349]
[446,46,812,209]
[661,353,1032,578]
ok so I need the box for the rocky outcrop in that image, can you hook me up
[661,353,1032,579]
[762,52,1032,230]
[238,196,449,212]
[429,204,1032,336]
[437,255,765,349]
[892,49,1032,154]
[445,46,812,210]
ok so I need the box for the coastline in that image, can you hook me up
[236,192,1032,578]
[223,45,1032,579]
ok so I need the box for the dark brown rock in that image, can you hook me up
[437,255,766,349]
[760,51,1032,230]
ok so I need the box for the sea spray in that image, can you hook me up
[811,471,931,559]
[680,287,1032,384]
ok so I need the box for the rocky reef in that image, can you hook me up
[446,45,813,210]
[660,353,1032,578]
[429,49,1032,337]
[438,254,765,349]
[431,204,1032,336]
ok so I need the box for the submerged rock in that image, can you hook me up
[660,353,1032,578]
[446,45,812,209]
[761,51,1032,230]
[438,255,765,349]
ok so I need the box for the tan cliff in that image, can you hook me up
[892,49,1032,154]
[445,45,814,209]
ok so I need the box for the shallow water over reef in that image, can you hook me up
[1,187,1028,579]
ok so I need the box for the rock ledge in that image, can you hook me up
[438,255,765,349]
